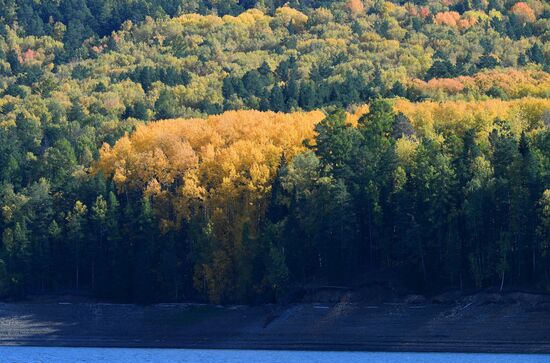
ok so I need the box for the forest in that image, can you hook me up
[0,0,549,303]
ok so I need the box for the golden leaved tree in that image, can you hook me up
[96,110,324,302]
[393,97,550,139]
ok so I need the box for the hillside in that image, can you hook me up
[0,0,549,304]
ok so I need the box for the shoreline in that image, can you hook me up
[2,340,550,354]
[1,292,550,354]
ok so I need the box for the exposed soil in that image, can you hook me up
[1,289,550,353]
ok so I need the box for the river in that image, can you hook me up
[1,347,549,362]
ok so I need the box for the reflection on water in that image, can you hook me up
[1,347,549,363]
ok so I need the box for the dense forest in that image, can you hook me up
[0,0,549,303]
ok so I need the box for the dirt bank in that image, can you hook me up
[1,291,550,353]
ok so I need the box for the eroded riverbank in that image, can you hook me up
[1,291,550,353]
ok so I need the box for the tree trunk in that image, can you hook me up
[76,264,79,290]
[368,208,373,267]
[91,261,95,290]
[533,247,537,279]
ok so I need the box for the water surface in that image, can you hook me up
[1,347,549,362]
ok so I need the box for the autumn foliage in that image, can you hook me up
[411,78,465,94]
[434,11,462,27]
[510,2,537,23]
[433,10,488,29]
[97,110,323,226]
[346,0,365,15]
[97,110,323,301]
[410,69,550,99]
[394,97,550,138]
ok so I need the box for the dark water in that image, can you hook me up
[1,347,550,363]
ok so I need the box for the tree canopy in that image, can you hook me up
[0,0,549,302]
